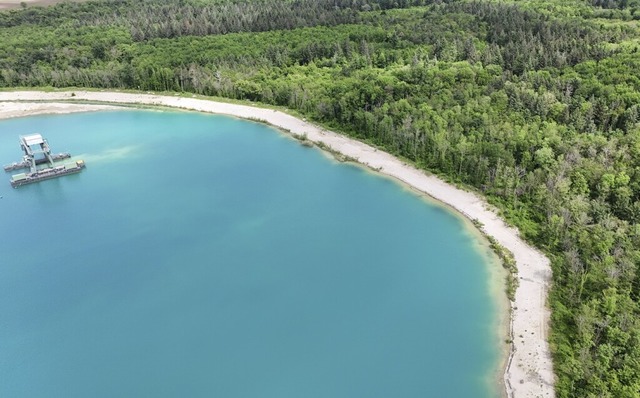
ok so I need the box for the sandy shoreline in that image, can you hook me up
[0,90,555,398]
[0,101,119,118]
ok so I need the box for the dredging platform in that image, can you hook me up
[3,134,85,188]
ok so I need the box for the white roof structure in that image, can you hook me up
[22,134,44,146]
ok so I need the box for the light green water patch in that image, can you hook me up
[76,144,140,163]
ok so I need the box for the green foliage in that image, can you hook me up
[485,234,519,301]
[2,0,640,396]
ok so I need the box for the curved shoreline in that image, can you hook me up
[0,90,555,398]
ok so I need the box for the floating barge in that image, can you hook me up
[10,160,85,188]
[3,134,85,188]
[4,153,71,172]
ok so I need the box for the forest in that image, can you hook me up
[2,0,640,396]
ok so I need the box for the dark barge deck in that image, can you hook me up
[10,160,85,188]
[4,153,71,172]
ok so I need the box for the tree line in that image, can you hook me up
[2,0,640,396]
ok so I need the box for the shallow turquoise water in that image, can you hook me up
[0,110,500,397]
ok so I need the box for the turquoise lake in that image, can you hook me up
[0,110,501,397]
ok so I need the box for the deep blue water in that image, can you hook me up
[0,110,500,397]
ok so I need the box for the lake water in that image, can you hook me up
[0,110,501,397]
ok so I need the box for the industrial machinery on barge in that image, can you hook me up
[3,134,85,188]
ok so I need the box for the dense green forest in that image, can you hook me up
[2,0,640,395]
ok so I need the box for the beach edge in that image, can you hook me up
[0,90,555,398]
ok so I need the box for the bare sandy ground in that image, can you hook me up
[0,101,117,118]
[0,91,555,398]
[0,0,82,10]
[0,0,46,9]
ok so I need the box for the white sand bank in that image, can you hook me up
[0,90,555,398]
[0,101,118,119]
